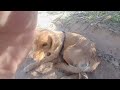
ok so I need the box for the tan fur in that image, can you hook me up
[24,29,100,78]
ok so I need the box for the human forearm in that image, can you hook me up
[0,11,38,79]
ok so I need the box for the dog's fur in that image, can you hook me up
[24,29,100,78]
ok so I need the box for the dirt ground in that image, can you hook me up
[15,12,120,79]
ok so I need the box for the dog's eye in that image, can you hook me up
[42,43,47,47]
[47,52,51,56]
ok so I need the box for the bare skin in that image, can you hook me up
[0,11,38,79]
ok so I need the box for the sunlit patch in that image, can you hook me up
[92,61,100,71]
[37,12,55,30]
[31,71,39,77]
[33,51,45,62]
[91,47,96,52]
[36,11,83,31]
[0,11,12,27]
[37,16,51,28]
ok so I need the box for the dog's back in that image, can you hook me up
[62,32,100,73]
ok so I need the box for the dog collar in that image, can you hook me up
[60,31,66,53]
[59,31,69,65]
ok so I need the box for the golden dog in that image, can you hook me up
[24,29,100,79]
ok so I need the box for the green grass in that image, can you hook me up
[49,11,120,32]
[82,11,120,23]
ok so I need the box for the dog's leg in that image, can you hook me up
[55,63,85,79]
[23,47,60,73]
[81,72,88,79]
[23,46,61,73]
[55,62,89,79]
[23,62,41,73]
[78,73,82,79]
[23,51,59,73]
[55,62,82,73]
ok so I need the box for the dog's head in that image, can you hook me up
[31,30,58,62]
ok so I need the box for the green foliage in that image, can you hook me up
[83,11,120,23]
[47,11,120,32]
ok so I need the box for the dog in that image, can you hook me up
[24,29,100,79]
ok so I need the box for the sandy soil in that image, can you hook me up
[15,12,120,79]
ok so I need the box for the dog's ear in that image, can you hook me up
[48,34,60,51]
[42,35,53,49]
